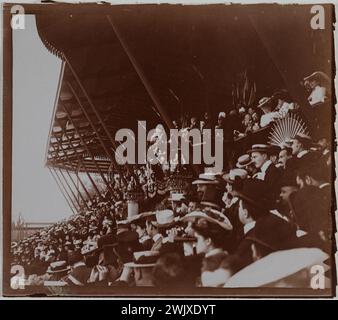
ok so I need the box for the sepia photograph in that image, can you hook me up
[2,1,336,298]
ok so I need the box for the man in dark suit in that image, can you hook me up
[248,144,281,202]
[231,179,298,268]
[291,160,332,251]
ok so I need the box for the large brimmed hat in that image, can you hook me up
[192,173,221,185]
[47,260,70,274]
[181,209,233,231]
[247,144,270,154]
[151,210,178,229]
[124,251,160,268]
[128,211,155,224]
[224,248,328,288]
[222,169,248,184]
[257,97,272,109]
[236,154,252,169]
[81,241,99,256]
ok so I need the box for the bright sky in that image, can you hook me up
[12,15,72,223]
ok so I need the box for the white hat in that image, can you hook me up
[224,248,328,288]
[218,112,226,119]
[181,209,233,231]
[168,192,185,202]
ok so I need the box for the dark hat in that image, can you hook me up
[97,233,117,249]
[268,145,281,156]
[200,186,224,210]
[246,214,299,251]
[291,134,313,148]
[303,71,330,84]
[231,179,271,212]
[247,144,270,154]
[271,89,291,102]
[116,230,139,244]
[280,172,298,188]
[68,250,83,265]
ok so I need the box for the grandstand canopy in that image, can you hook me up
[27,3,332,173]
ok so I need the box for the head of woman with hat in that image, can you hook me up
[123,251,160,286]
[191,213,233,255]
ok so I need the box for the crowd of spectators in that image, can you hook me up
[10,71,333,291]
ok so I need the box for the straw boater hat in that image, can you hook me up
[247,144,270,154]
[47,260,70,274]
[124,251,160,268]
[224,248,328,288]
[236,154,252,169]
[257,97,272,109]
[192,172,221,185]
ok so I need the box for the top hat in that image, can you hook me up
[124,251,160,268]
[236,154,252,169]
[200,186,224,210]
